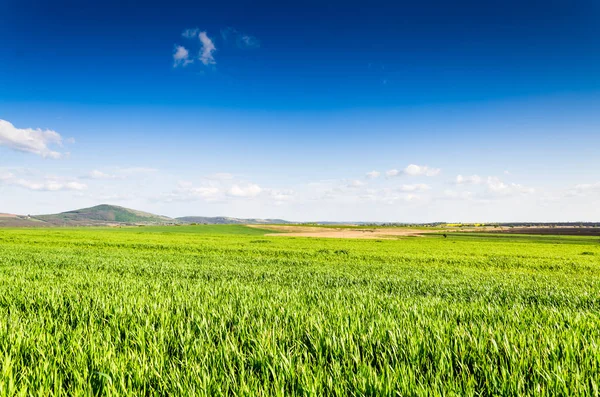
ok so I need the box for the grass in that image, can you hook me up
[1,226,600,395]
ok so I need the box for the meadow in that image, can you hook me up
[1,226,600,396]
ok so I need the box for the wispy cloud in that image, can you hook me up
[182,28,200,39]
[0,171,87,191]
[82,167,158,180]
[452,174,535,199]
[455,174,483,185]
[403,164,441,177]
[366,170,380,179]
[386,164,441,178]
[399,184,431,192]
[227,184,262,198]
[0,119,69,159]
[221,27,261,49]
[198,32,216,65]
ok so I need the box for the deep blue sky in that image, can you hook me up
[1,0,599,221]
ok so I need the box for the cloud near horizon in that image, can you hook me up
[385,164,441,178]
[0,119,69,159]
[0,171,86,192]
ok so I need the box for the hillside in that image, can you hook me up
[33,205,174,226]
[176,216,289,225]
[1,205,291,227]
[0,213,47,227]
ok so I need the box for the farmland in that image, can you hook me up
[1,226,600,395]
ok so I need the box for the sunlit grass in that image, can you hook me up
[1,227,599,395]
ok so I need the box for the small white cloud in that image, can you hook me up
[386,164,440,178]
[399,183,431,192]
[199,32,216,65]
[404,164,441,177]
[87,170,117,179]
[0,119,68,159]
[227,184,262,198]
[366,170,380,179]
[455,174,483,185]
[173,45,192,67]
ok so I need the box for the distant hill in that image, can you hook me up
[32,205,175,226]
[0,205,290,227]
[0,213,48,227]
[176,216,289,225]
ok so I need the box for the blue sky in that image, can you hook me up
[1,0,599,221]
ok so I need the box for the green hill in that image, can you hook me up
[33,205,174,225]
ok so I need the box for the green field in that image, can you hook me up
[1,226,600,395]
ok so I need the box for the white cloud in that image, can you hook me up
[173,45,192,67]
[386,164,441,178]
[83,167,157,180]
[0,172,87,192]
[199,32,216,65]
[158,178,265,203]
[453,174,535,198]
[227,184,262,198]
[0,119,67,159]
[404,164,441,177]
[399,183,431,192]
[455,174,483,185]
[573,182,600,192]
[485,176,534,196]
[366,170,380,179]
[87,170,117,179]
[160,181,221,202]
[564,182,600,197]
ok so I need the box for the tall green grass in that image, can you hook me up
[1,227,599,395]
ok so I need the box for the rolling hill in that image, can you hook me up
[32,205,174,226]
[0,205,290,227]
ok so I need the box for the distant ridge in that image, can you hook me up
[0,205,290,227]
[176,216,289,225]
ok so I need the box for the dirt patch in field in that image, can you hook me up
[249,225,439,239]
